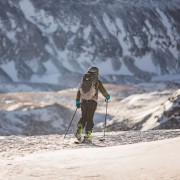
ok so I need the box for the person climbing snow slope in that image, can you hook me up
[75,66,110,143]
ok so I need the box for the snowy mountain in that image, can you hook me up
[105,88,180,131]
[0,0,180,86]
[156,89,180,129]
[0,84,179,136]
[0,103,79,136]
[0,90,81,136]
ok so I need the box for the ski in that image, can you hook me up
[74,141,93,144]
[74,141,81,144]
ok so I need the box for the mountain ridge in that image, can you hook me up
[0,0,180,86]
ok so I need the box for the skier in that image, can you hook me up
[75,66,110,143]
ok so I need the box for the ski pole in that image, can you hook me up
[63,108,78,140]
[100,99,108,141]
[104,99,108,138]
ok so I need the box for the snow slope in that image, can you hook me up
[1,137,180,180]
[104,88,180,131]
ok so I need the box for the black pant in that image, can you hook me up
[78,100,97,133]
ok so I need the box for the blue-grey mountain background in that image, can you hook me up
[0,0,180,89]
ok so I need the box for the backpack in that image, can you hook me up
[80,73,98,100]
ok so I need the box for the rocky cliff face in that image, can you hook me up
[105,89,180,131]
[0,0,180,86]
[157,89,180,129]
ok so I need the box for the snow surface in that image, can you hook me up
[116,18,131,56]
[0,83,62,93]
[31,61,60,84]
[1,137,180,179]
[97,58,133,75]
[152,74,180,83]
[19,0,58,34]
[134,54,160,74]
[1,61,19,82]
[103,89,176,130]
[6,31,16,42]
[6,103,22,111]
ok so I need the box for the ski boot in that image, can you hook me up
[82,131,92,143]
[75,123,83,141]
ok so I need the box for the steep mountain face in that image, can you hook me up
[105,89,180,131]
[0,103,77,136]
[156,89,180,129]
[0,0,180,86]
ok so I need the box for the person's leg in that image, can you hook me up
[75,101,87,141]
[85,100,97,132]
[78,100,88,128]
[83,100,97,142]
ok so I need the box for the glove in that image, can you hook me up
[106,95,110,101]
[76,100,81,108]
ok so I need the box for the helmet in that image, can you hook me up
[88,67,99,75]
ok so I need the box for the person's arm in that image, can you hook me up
[76,90,81,101]
[75,90,81,108]
[75,81,81,109]
[98,80,110,99]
